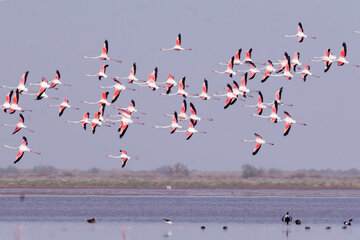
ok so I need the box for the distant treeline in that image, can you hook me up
[0,163,360,178]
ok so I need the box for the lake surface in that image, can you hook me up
[0,189,360,240]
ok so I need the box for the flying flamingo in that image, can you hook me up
[90,112,111,134]
[1,90,13,113]
[48,98,79,116]
[97,103,111,124]
[243,91,268,115]
[271,53,295,79]
[134,67,160,91]
[28,77,55,91]
[157,74,177,94]
[274,53,288,73]
[113,100,146,115]
[1,113,34,134]
[83,40,122,63]
[165,99,189,120]
[243,48,263,65]
[291,52,302,71]
[2,136,41,164]
[237,62,263,79]
[336,42,360,67]
[311,49,336,72]
[176,121,207,140]
[28,91,59,101]
[264,87,293,107]
[66,112,90,130]
[99,79,135,103]
[9,90,32,114]
[117,111,145,139]
[192,79,219,100]
[106,150,139,168]
[85,64,110,80]
[189,102,213,125]
[153,111,182,134]
[213,56,236,77]
[160,33,192,51]
[161,77,192,98]
[49,70,70,88]
[252,101,281,123]
[261,60,276,82]
[354,30,360,34]
[295,65,320,81]
[116,63,140,83]
[1,71,31,94]
[213,84,237,109]
[284,22,316,42]
[280,111,307,136]
[218,49,243,65]
[233,73,257,98]
[81,92,111,106]
[242,133,274,155]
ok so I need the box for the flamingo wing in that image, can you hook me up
[252,143,262,155]
[14,150,25,164]
[284,123,292,136]
[111,89,121,103]
[121,158,128,168]
[185,131,193,140]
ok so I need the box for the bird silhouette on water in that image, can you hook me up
[282,212,292,225]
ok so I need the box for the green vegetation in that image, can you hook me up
[0,163,360,189]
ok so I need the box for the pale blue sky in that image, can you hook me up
[0,0,360,171]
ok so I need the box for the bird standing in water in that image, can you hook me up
[282,212,292,225]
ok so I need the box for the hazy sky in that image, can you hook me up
[0,0,360,171]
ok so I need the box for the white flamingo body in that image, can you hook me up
[118,63,139,83]
[176,121,206,140]
[2,136,40,163]
[157,74,177,94]
[50,70,70,88]
[83,40,122,63]
[311,49,336,72]
[336,42,360,67]
[161,77,189,98]
[1,71,30,93]
[107,150,138,168]
[296,65,319,81]
[1,90,13,112]
[243,91,267,115]
[193,79,218,100]
[213,56,236,77]
[214,84,238,109]
[280,111,307,136]
[85,64,109,80]
[160,33,192,51]
[99,80,135,104]
[2,113,34,134]
[261,60,276,82]
[154,111,182,134]
[135,67,159,91]
[48,98,79,116]
[264,87,293,107]
[82,92,111,106]
[188,102,213,125]
[9,90,31,114]
[237,62,262,79]
[252,101,281,123]
[242,133,274,155]
[66,112,90,130]
[284,22,316,42]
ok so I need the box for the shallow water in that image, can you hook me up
[0,190,360,239]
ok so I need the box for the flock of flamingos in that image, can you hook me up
[1,22,360,167]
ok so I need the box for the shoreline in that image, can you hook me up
[1,187,360,198]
